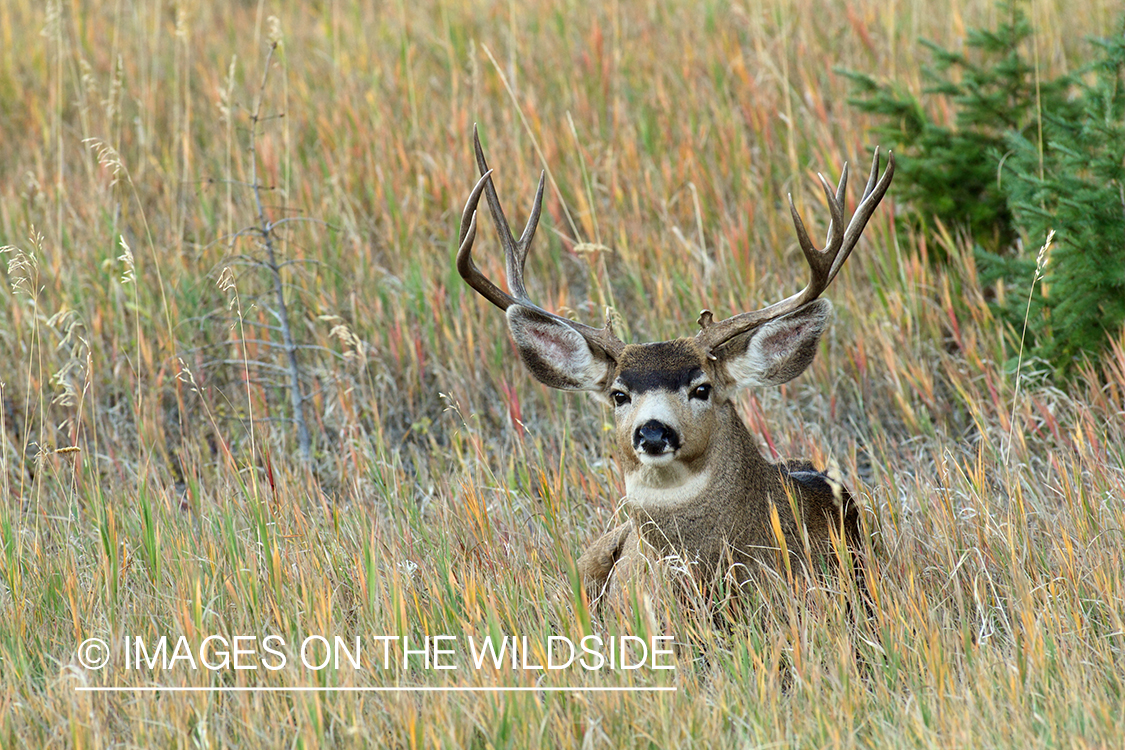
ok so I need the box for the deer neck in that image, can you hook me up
[622,401,781,562]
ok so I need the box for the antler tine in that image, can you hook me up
[457,169,517,312]
[859,146,883,202]
[696,149,894,352]
[820,161,848,261]
[828,147,895,284]
[471,127,546,304]
[457,126,626,359]
[808,165,848,287]
[506,173,545,302]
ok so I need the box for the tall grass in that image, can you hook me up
[1,0,1123,746]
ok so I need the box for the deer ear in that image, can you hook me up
[720,299,832,388]
[506,306,614,392]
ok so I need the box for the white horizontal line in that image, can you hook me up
[75,686,676,693]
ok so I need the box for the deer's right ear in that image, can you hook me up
[507,306,614,392]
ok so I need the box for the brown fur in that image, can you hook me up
[576,336,863,612]
[455,133,891,617]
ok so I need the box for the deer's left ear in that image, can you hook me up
[506,306,615,392]
[719,299,832,388]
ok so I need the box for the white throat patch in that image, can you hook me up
[625,467,711,511]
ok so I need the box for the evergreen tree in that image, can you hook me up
[844,1,1124,377]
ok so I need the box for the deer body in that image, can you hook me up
[571,337,863,607]
[457,128,891,610]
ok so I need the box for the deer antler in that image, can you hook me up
[457,126,625,359]
[696,149,894,352]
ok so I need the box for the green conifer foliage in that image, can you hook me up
[987,33,1125,376]
[844,1,1124,377]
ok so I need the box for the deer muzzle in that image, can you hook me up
[634,419,680,457]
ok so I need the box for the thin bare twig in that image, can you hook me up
[248,41,311,463]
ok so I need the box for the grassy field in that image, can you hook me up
[2,0,1124,746]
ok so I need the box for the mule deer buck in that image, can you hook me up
[457,128,893,610]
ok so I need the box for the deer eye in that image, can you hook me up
[690,384,712,401]
[611,390,631,407]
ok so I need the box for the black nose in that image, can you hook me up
[634,420,680,455]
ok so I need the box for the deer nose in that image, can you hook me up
[634,420,680,455]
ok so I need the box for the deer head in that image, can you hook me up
[459,126,891,481]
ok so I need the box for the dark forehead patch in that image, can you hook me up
[617,340,706,394]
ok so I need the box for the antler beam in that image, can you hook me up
[456,126,625,359]
[696,149,894,351]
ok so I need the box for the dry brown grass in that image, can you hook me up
[1,0,1123,747]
